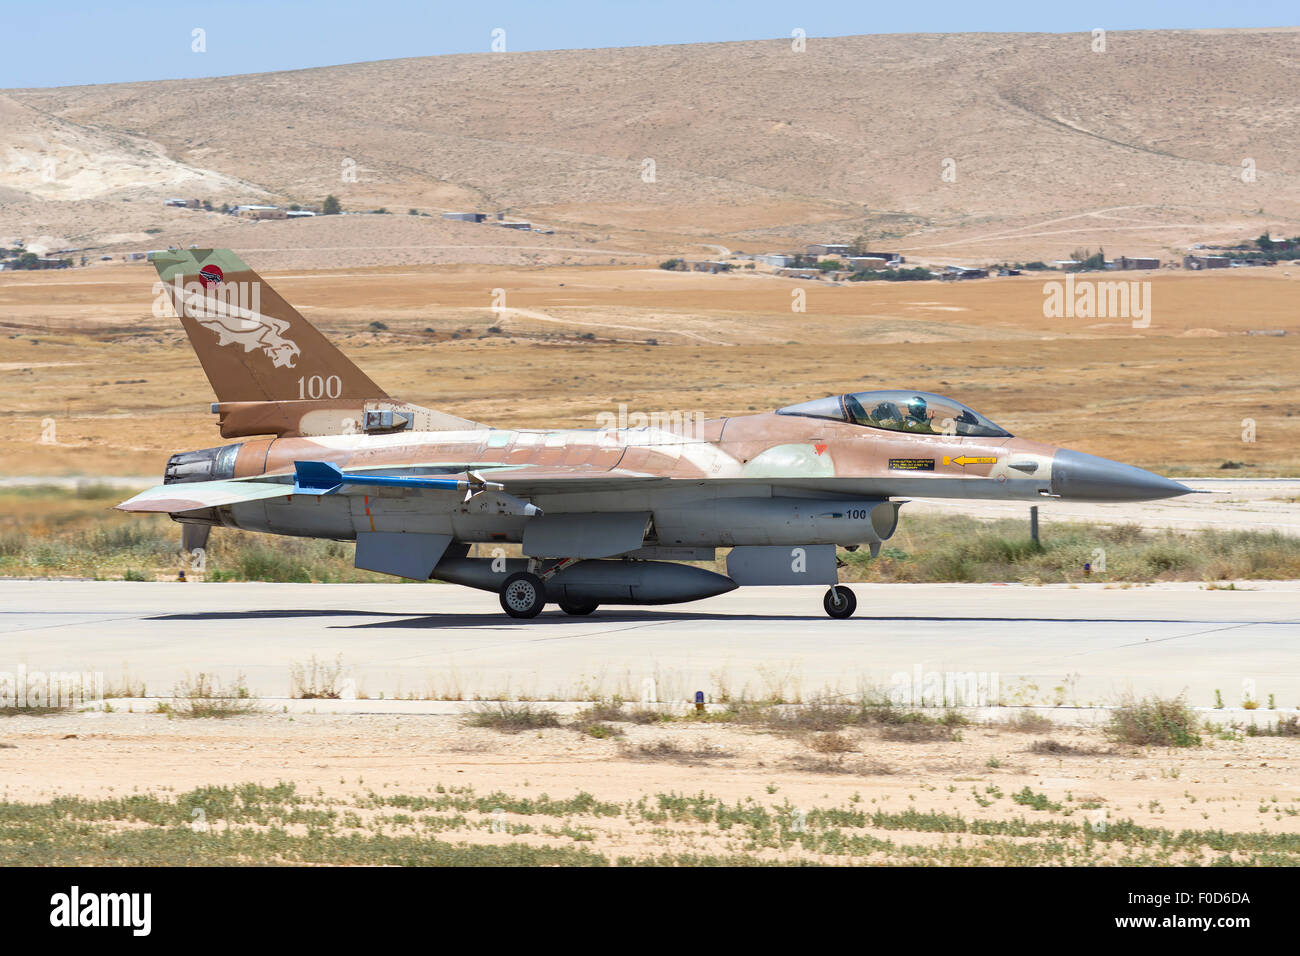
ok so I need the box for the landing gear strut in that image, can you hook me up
[500,572,547,618]
[823,585,856,619]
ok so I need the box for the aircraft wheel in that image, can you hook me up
[500,572,547,619]
[823,585,857,619]
[559,600,598,616]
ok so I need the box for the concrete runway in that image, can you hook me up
[1,580,1297,708]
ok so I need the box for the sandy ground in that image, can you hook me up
[1,264,1298,478]
[1,707,1297,863]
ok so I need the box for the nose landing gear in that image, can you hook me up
[823,585,857,619]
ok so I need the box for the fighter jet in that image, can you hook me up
[119,248,1195,619]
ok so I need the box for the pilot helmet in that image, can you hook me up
[908,396,928,419]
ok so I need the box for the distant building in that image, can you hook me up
[1183,255,1231,270]
[855,250,903,264]
[943,265,988,279]
[497,221,531,230]
[235,205,285,220]
[1115,256,1160,270]
[442,212,486,223]
[757,254,796,268]
[13,257,73,270]
[1053,260,1082,269]
[164,198,188,208]
[284,209,316,218]
[806,243,850,257]
[846,256,890,271]
[684,260,729,273]
[777,267,819,279]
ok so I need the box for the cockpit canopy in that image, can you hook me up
[776,390,1012,438]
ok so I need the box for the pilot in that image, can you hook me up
[903,396,935,433]
[869,400,903,428]
[953,408,980,435]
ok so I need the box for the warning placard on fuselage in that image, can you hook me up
[888,458,936,471]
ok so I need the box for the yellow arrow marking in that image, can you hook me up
[944,456,998,467]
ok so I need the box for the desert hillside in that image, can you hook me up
[3,29,1300,265]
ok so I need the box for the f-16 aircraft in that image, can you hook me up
[120,248,1195,619]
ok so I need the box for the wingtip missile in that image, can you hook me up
[291,461,516,500]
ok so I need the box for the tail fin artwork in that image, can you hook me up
[150,248,385,403]
[150,248,481,438]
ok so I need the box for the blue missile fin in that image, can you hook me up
[293,460,346,495]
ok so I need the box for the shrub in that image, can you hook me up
[467,702,561,734]
[1107,694,1201,747]
[165,672,261,718]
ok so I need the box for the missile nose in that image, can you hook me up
[1050,449,1195,502]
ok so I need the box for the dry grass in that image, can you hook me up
[160,672,262,719]
[1247,715,1300,738]
[627,740,734,762]
[465,701,562,734]
[572,721,625,740]
[784,755,896,776]
[808,732,855,754]
[1000,711,1057,734]
[1028,739,1113,756]
[880,722,962,743]
[6,486,1298,585]
[290,654,346,699]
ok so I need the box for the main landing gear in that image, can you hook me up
[500,572,547,619]
[823,585,857,619]
[558,601,598,616]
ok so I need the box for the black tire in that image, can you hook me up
[823,585,856,619]
[559,600,598,616]
[500,572,547,618]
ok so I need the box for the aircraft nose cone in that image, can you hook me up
[1051,449,1195,501]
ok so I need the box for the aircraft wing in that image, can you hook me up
[116,479,294,513]
[118,467,909,516]
[116,465,671,515]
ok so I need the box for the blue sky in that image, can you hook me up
[1,0,1295,88]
